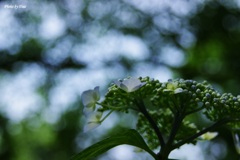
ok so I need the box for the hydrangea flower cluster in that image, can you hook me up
[81,77,240,150]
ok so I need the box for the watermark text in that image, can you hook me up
[4,4,27,9]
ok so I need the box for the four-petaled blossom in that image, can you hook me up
[114,78,146,92]
[163,81,185,94]
[84,111,103,132]
[199,132,218,140]
[81,86,100,115]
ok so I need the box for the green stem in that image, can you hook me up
[167,96,187,145]
[97,102,138,111]
[168,113,184,145]
[135,99,166,148]
[185,105,205,116]
[100,110,113,122]
[172,118,231,149]
[158,111,184,159]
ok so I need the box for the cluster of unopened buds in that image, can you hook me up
[81,77,240,150]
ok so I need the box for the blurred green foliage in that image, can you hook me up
[0,0,240,159]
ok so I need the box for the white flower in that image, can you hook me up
[199,132,218,140]
[163,81,185,94]
[114,78,146,92]
[81,86,100,114]
[84,111,103,132]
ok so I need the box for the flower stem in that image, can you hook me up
[135,99,166,148]
[157,110,184,160]
[172,118,232,149]
[100,110,113,122]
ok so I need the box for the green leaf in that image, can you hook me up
[70,129,157,160]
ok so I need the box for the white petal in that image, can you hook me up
[88,112,103,121]
[81,86,100,109]
[84,112,103,131]
[93,86,100,100]
[120,83,129,92]
[122,78,142,91]
[130,84,144,92]
[174,88,184,94]
[83,105,95,116]
[167,82,178,90]
[200,132,218,140]
[114,78,145,92]
[81,90,95,106]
